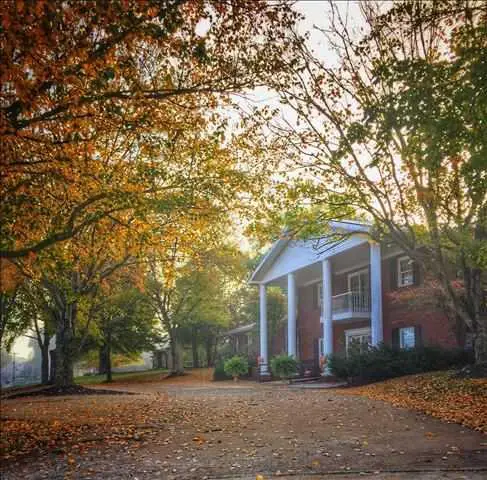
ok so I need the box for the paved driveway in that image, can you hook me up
[3,375,487,479]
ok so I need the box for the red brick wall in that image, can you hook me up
[297,284,321,361]
[382,255,460,348]
[333,320,371,354]
[293,255,462,356]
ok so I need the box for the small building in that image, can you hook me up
[225,323,258,360]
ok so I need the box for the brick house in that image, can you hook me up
[249,221,465,378]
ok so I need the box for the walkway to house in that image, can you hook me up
[2,369,486,479]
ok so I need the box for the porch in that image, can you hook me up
[249,222,383,377]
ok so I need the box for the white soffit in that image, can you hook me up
[249,221,371,285]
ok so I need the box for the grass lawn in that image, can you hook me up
[336,370,487,433]
[75,368,168,385]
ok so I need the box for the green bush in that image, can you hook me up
[213,360,231,381]
[270,354,298,379]
[223,356,249,379]
[328,344,470,384]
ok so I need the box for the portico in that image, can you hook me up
[249,222,384,377]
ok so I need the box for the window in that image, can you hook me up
[397,256,414,287]
[399,326,416,349]
[348,268,369,294]
[345,328,371,355]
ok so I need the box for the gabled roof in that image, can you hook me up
[249,220,370,285]
[226,323,256,335]
[248,236,290,284]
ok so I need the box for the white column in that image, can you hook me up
[287,272,297,357]
[259,283,269,375]
[370,242,383,345]
[322,259,333,359]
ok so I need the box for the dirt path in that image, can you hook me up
[2,370,486,479]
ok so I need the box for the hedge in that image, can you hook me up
[328,344,471,384]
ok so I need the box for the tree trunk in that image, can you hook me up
[191,328,199,368]
[206,337,216,367]
[106,331,112,383]
[99,344,108,375]
[463,265,487,365]
[175,342,184,374]
[169,331,184,375]
[54,302,76,388]
[474,316,487,366]
[49,349,56,383]
[40,337,50,385]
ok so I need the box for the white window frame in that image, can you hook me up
[399,326,416,349]
[397,256,414,287]
[347,268,369,293]
[317,282,323,307]
[345,327,372,354]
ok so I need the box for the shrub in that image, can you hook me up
[328,344,469,384]
[223,356,249,380]
[213,360,231,381]
[271,354,298,380]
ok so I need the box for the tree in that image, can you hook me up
[94,283,159,383]
[11,217,141,388]
[238,284,286,340]
[0,0,300,260]
[0,260,27,349]
[15,280,56,384]
[146,236,243,374]
[271,1,487,364]
[178,268,234,368]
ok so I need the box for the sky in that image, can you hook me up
[232,1,366,254]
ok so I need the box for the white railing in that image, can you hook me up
[332,291,371,314]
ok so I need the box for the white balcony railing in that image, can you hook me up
[332,291,371,316]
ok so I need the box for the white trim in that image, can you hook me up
[345,327,372,337]
[322,259,333,357]
[249,238,288,284]
[335,260,370,276]
[397,255,414,287]
[370,241,384,345]
[333,249,403,276]
[259,284,268,375]
[287,272,297,357]
[302,276,322,287]
[250,223,371,285]
[333,310,371,321]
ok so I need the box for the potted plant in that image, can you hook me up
[270,354,298,382]
[224,356,249,382]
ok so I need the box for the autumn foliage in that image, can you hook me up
[0,0,301,386]
[1,0,299,261]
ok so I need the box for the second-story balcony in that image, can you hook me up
[331,291,371,321]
